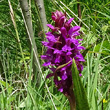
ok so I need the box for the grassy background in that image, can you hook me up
[0,0,110,110]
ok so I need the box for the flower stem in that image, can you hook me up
[67,89,76,110]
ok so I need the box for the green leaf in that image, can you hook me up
[101,25,109,32]
[0,80,13,94]
[94,40,110,55]
[72,58,90,110]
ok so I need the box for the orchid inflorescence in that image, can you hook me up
[41,10,85,96]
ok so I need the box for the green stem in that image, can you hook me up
[8,0,28,73]
[67,89,76,110]
[15,28,28,73]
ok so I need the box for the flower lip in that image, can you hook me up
[46,33,57,42]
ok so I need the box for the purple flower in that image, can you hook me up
[41,10,85,95]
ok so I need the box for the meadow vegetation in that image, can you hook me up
[0,0,110,110]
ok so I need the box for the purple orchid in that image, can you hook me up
[41,10,85,96]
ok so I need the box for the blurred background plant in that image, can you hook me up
[0,0,110,110]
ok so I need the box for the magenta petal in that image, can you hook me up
[55,11,61,17]
[68,26,80,36]
[60,67,66,72]
[41,55,52,60]
[46,32,57,42]
[43,62,51,66]
[41,55,49,60]
[80,65,83,71]
[54,49,62,54]
[66,38,72,46]
[67,18,74,24]
[47,24,55,30]
[60,27,67,38]
[62,45,72,52]
[59,16,65,27]
[42,41,48,46]
[46,36,56,42]
[58,87,63,92]
[71,32,80,38]
[55,55,60,63]
[46,45,54,50]
[62,73,67,80]
[66,52,72,55]
[52,16,56,21]
[41,55,47,59]
[79,73,82,77]
[77,46,85,50]
[71,39,79,45]
[78,39,83,41]
[75,54,85,62]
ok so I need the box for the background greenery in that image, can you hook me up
[0,0,110,110]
